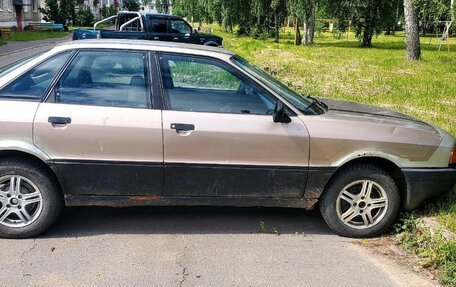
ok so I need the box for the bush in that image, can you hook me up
[76,9,95,27]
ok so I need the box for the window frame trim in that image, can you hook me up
[156,52,296,116]
[45,48,155,110]
[0,50,76,102]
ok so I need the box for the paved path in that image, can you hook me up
[0,206,436,286]
[0,34,72,67]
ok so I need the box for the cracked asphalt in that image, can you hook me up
[0,206,437,286]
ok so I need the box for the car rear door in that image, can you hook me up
[158,53,310,198]
[33,49,163,196]
[146,15,172,42]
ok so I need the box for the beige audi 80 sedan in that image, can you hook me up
[0,40,455,238]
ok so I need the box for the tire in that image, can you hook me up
[0,158,62,239]
[319,164,400,238]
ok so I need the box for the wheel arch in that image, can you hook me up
[203,41,219,47]
[325,156,407,209]
[0,149,66,197]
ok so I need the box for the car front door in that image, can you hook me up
[33,50,163,196]
[159,53,309,198]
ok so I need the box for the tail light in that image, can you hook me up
[451,146,456,165]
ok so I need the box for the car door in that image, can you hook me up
[33,49,163,196]
[146,16,172,42]
[158,53,310,198]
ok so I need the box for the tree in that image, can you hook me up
[307,0,316,43]
[123,0,140,11]
[40,0,76,25]
[271,0,287,42]
[328,0,396,47]
[156,0,170,14]
[404,0,421,60]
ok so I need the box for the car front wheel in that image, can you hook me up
[320,164,400,238]
[0,158,62,238]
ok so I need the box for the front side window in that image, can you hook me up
[55,50,150,108]
[232,55,325,115]
[170,20,191,34]
[160,54,276,115]
[148,17,167,33]
[0,51,72,100]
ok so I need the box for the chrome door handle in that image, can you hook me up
[173,37,179,41]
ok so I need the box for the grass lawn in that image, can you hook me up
[5,31,68,42]
[211,27,456,223]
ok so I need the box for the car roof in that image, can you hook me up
[54,39,234,56]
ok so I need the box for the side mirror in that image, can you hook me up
[273,102,291,123]
[193,28,198,34]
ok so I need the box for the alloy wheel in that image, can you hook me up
[336,180,388,229]
[0,175,43,228]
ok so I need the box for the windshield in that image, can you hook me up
[231,55,325,115]
[0,52,43,78]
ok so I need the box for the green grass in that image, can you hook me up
[6,31,68,42]
[213,27,456,136]
[394,214,456,286]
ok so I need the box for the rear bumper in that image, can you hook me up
[402,168,456,210]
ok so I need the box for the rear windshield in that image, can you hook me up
[0,52,44,78]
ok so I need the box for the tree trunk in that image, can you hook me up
[362,28,373,47]
[404,0,421,60]
[307,0,316,44]
[274,13,279,43]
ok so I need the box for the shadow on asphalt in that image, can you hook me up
[42,206,334,238]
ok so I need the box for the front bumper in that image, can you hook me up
[402,168,456,210]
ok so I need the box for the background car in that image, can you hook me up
[73,12,223,47]
[0,40,455,239]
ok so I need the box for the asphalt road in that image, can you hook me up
[0,206,436,287]
[0,40,437,287]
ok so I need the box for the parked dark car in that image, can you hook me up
[73,12,223,47]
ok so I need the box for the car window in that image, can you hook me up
[117,13,142,31]
[0,51,72,100]
[55,50,150,108]
[160,54,276,115]
[148,17,167,33]
[170,20,191,34]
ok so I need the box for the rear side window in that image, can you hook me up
[148,17,167,33]
[54,50,150,108]
[0,51,72,100]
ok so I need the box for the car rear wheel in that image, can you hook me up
[0,158,62,238]
[320,164,400,238]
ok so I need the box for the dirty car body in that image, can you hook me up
[0,40,455,238]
